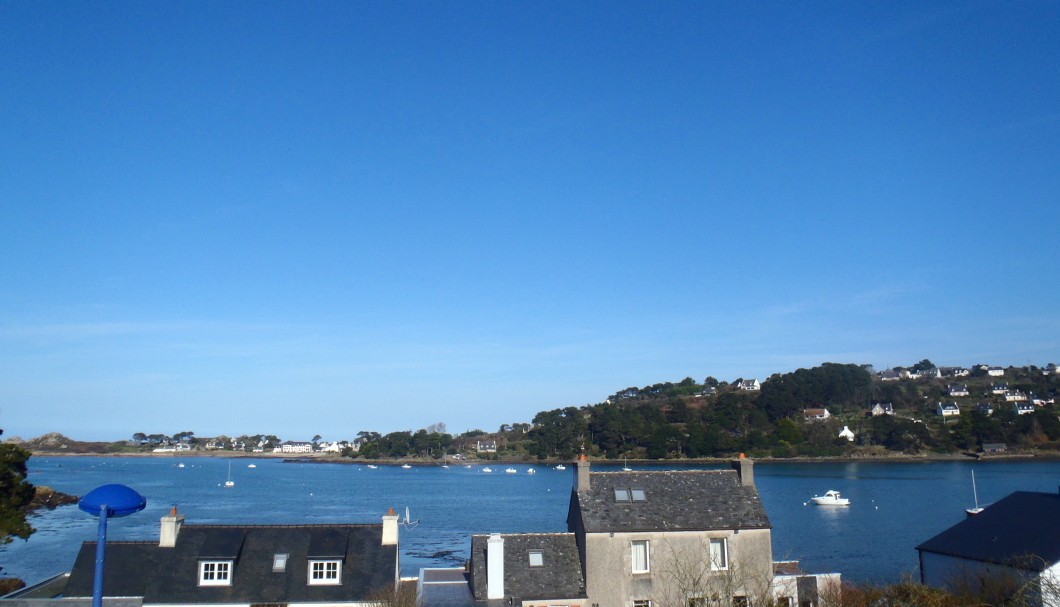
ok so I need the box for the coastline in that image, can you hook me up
[20,448,1056,464]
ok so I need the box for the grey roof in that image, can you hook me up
[916,491,1060,571]
[571,469,771,533]
[64,524,397,604]
[468,533,585,602]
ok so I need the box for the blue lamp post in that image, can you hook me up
[78,484,146,607]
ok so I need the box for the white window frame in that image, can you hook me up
[198,560,233,586]
[709,537,728,571]
[272,553,288,572]
[308,559,342,585]
[631,540,650,574]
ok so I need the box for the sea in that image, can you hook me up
[3,456,1059,587]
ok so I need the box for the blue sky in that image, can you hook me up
[2,2,1058,442]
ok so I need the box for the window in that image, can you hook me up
[614,488,647,502]
[528,550,544,567]
[272,553,288,572]
[633,600,653,607]
[308,559,341,585]
[631,540,650,573]
[776,598,792,607]
[709,538,728,570]
[198,560,232,586]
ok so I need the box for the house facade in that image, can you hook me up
[937,402,960,417]
[738,379,761,391]
[803,408,831,421]
[467,456,840,607]
[870,402,895,416]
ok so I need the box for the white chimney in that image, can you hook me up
[160,506,184,548]
[382,508,399,546]
[486,534,505,600]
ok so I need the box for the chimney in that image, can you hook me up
[576,451,590,493]
[160,506,184,548]
[486,533,505,600]
[731,453,755,487]
[382,508,399,546]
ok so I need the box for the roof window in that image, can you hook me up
[614,488,647,502]
[528,550,544,567]
[273,553,288,572]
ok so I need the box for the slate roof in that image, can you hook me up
[572,469,771,533]
[468,533,585,602]
[916,491,1060,571]
[64,524,397,604]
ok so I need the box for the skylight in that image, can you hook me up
[528,550,544,567]
[614,488,646,502]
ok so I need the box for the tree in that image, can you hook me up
[0,431,36,543]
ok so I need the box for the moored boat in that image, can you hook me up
[810,490,849,506]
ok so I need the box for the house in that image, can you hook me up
[475,440,498,453]
[937,402,961,417]
[1015,402,1036,415]
[1005,390,1028,402]
[462,456,840,607]
[838,426,855,442]
[991,383,1009,395]
[878,370,902,382]
[948,384,970,397]
[281,441,314,454]
[976,403,995,416]
[804,408,831,421]
[942,367,971,378]
[870,402,895,416]
[738,379,761,391]
[982,443,1007,453]
[916,489,1060,607]
[987,366,1006,377]
[468,533,587,605]
[4,507,401,607]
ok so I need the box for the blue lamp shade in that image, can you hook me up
[79,484,147,518]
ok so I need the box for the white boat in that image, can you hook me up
[366,464,378,469]
[247,464,256,468]
[177,463,185,468]
[555,464,566,471]
[224,462,235,488]
[810,490,849,506]
[622,459,632,472]
[482,467,493,473]
[966,470,986,516]
[505,468,517,474]
[527,468,536,474]
[401,464,412,469]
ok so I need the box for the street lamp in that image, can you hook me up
[78,484,147,607]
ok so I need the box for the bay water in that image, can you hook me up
[3,457,1059,587]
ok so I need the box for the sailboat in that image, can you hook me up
[965,470,985,516]
[622,459,632,472]
[224,462,235,488]
[401,506,419,530]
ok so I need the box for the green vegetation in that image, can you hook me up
[0,431,36,544]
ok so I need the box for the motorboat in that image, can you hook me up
[366,464,378,469]
[401,464,412,469]
[482,467,493,473]
[505,468,517,474]
[810,490,849,506]
[247,464,256,468]
[527,468,536,474]
[555,464,566,471]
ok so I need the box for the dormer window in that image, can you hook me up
[198,560,233,586]
[308,559,341,585]
[528,550,544,567]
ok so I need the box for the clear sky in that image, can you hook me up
[2,2,1058,442]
